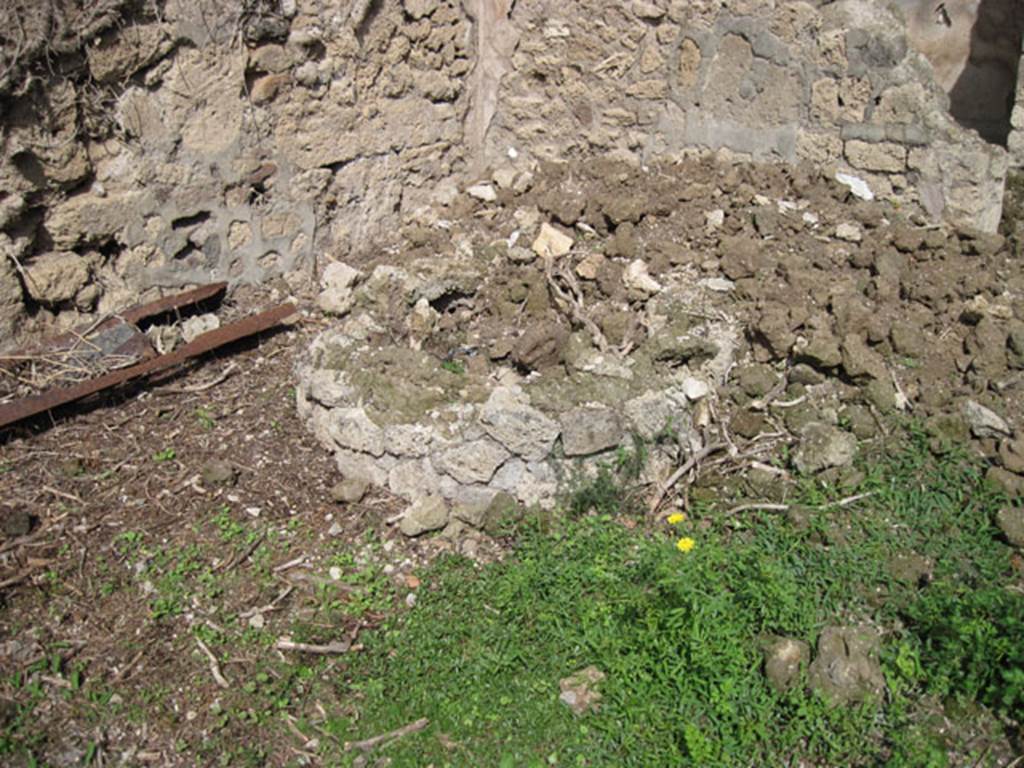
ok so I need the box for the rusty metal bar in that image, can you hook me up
[120,282,228,324]
[0,302,296,430]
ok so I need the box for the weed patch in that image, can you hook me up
[332,438,1022,766]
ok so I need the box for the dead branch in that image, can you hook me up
[649,442,729,517]
[275,637,352,655]
[747,372,791,411]
[0,567,37,590]
[272,556,306,573]
[41,485,84,505]
[829,491,876,508]
[112,648,145,682]
[195,635,230,689]
[724,491,876,517]
[214,532,265,573]
[726,503,790,515]
[543,257,609,353]
[239,584,294,619]
[344,718,430,753]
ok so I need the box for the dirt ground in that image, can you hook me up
[0,291,451,765]
[3,155,1024,765]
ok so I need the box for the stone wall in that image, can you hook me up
[489,0,1013,227]
[1009,47,1024,162]
[0,0,1018,346]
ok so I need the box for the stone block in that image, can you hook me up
[844,140,907,173]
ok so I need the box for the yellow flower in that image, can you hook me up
[666,513,687,525]
[676,537,696,553]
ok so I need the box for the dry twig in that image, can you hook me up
[724,491,877,517]
[0,567,38,590]
[649,442,728,516]
[239,584,294,619]
[543,257,609,352]
[275,637,352,655]
[214,532,265,573]
[42,485,84,505]
[344,717,430,753]
[725,503,791,515]
[195,636,230,689]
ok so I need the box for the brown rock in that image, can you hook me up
[23,252,90,305]
[512,322,568,371]
[731,411,769,439]
[331,478,369,504]
[799,333,843,370]
[87,24,171,83]
[999,438,1024,475]
[996,508,1024,547]
[0,242,24,336]
[987,467,1024,497]
[719,235,766,280]
[840,334,887,381]
[251,74,290,104]
[890,320,926,358]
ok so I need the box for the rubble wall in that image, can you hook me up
[0,0,1018,344]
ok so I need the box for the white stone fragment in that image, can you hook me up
[681,377,710,401]
[317,261,362,316]
[835,172,875,201]
[700,277,735,292]
[492,166,518,190]
[835,222,863,243]
[467,184,497,203]
[181,313,221,343]
[964,400,1011,438]
[623,260,662,296]
[704,209,724,231]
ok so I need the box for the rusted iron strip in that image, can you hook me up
[0,302,296,430]
[0,282,228,369]
[120,282,228,324]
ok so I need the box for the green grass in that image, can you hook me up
[330,435,1022,766]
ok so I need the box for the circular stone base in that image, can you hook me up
[296,247,740,535]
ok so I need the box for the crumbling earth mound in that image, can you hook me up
[298,154,1024,536]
